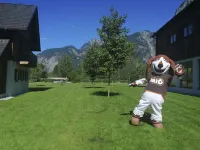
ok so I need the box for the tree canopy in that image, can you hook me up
[97,6,134,85]
[29,63,48,82]
[83,41,102,83]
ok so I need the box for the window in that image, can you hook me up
[184,27,188,37]
[184,24,193,37]
[173,34,176,42]
[19,70,23,81]
[170,35,173,43]
[18,70,20,81]
[20,70,22,81]
[15,69,28,82]
[170,34,176,44]
[188,24,193,35]
[14,69,18,82]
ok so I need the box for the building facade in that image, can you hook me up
[0,3,41,98]
[152,0,200,95]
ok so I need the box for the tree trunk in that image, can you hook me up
[108,86,110,97]
[91,80,95,88]
[108,71,111,86]
[108,71,111,97]
[118,69,120,83]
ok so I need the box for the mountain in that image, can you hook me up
[127,30,155,62]
[175,0,194,15]
[37,30,156,73]
[79,38,103,55]
[37,39,102,72]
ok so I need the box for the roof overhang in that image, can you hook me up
[15,51,38,68]
[0,39,9,56]
[0,3,41,51]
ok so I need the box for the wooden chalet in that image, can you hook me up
[0,3,41,98]
[152,0,200,95]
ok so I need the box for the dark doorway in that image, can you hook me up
[0,56,7,94]
[199,59,200,90]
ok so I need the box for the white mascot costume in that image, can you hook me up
[130,54,184,128]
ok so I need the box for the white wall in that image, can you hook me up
[193,58,199,90]
[6,61,29,97]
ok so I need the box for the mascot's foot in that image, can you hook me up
[130,116,140,126]
[152,120,163,128]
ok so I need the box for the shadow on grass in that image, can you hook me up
[91,91,120,97]
[28,87,52,92]
[129,85,146,88]
[36,84,45,86]
[140,112,153,126]
[120,111,153,126]
[120,110,133,116]
[83,87,104,89]
[137,85,147,87]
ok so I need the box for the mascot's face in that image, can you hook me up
[147,54,184,77]
[147,55,175,75]
[152,56,170,74]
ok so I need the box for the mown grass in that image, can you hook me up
[0,82,200,150]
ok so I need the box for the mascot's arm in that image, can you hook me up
[167,77,173,86]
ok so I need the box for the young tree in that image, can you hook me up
[83,41,102,85]
[75,61,86,82]
[77,62,84,77]
[53,64,61,77]
[29,63,48,82]
[97,6,134,86]
[120,55,146,83]
[57,55,75,81]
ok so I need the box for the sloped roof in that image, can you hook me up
[175,0,194,16]
[0,3,36,30]
[0,39,9,56]
[152,0,198,38]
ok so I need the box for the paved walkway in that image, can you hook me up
[0,96,14,100]
[168,87,200,97]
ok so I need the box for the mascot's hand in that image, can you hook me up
[174,64,184,79]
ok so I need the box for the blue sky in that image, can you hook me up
[2,0,183,51]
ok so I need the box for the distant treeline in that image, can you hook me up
[29,6,146,84]
[29,54,146,83]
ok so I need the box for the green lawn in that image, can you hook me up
[0,82,200,150]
